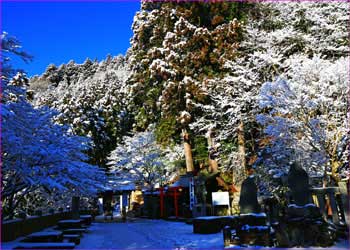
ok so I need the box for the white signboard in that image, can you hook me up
[212,192,230,206]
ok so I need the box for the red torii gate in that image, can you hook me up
[159,186,183,218]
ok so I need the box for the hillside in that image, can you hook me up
[30,0,349,187]
[30,56,131,167]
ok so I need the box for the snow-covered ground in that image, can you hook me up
[78,219,223,249]
[2,219,349,249]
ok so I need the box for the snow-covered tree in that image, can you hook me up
[189,66,261,185]
[30,56,132,167]
[256,55,348,187]
[1,34,106,219]
[12,1,348,201]
[2,89,106,218]
[107,131,173,189]
[127,1,254,176]
[127,1,248,139]
[248,1,349,190]
[1,32,33,83]
[125,1,349,187]
[191,1,349,184]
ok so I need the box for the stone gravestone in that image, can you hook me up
[239,175,261,214]
[282,162,334,247]
[287,163,310,206]
[225,170,271,246]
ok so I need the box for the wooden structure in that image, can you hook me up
[166,187,183,218]
[98,184,135,220]
[150,186,186,219]
[310,185,349,227]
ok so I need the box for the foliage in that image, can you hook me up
[1,32,33,83]
[191,1,349,181]
[256,65,348,187]
[107,131,170,189]
[1,33,105,219]
[31,56,132,168]
[127,1,248,139]
[19,1,350,200]
[155,115,179,145]
[192,136,208,166]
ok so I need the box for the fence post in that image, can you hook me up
[338,181,349,226]
[327,188,340,225]
[310,188,327,220]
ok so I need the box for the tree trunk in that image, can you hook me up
[207,128,218,173]
[7,193,15,219]
[183,129,194,172]
[330,132,347,184]
[348,87,350,177]
[236,120,246,183]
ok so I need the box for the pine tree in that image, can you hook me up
[31,56,132,168]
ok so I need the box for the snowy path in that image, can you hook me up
[77,219,224,249]
[2,219,348,249]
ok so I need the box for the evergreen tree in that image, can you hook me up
[31,56,132,168]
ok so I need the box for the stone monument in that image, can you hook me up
[239,167,261,214]
[287,162,310,206]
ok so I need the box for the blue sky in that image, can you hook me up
[2,1,140,76]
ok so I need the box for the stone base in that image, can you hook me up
[193,216,235,234]
[192,204,212,217]
[193,217,222,234]
[239,213,267,226]
[237,226,270,246]
[287,204,321,219]
[274,203,338,248]
[273,219,336,247]
[223,213,271,247]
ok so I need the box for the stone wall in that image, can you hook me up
[1,210,91,242]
